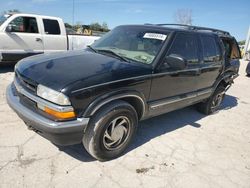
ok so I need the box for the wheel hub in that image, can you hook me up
[212,92,224,110]
[103,116,130,150]
[111,126,126,141]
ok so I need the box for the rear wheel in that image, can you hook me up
[82,100,138,161]
[197,85,226,115]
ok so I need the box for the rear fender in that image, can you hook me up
[213,71,238,92]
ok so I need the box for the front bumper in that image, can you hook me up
[6,84,89,146]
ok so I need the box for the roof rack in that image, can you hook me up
[144,23,230,35]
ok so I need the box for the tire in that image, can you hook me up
[82,100,138,161]
[197,85,226,115]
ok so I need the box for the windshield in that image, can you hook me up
[91,26,168,64]
[0,14,10,26]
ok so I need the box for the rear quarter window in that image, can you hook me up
[43,19,61,35]
[222,38,241,60]
[231,40,241,59]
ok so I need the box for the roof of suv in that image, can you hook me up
[122,24,232,38]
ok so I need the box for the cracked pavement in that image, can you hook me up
[0,61,250,188]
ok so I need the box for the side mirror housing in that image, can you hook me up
[5,25,13,32]
[163,54,187,70]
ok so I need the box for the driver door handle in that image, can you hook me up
[195,69,201,75]
[36,38,42,42]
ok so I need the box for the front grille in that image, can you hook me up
[11,83,18,96]
[15,71,37,94]
[19,93,37,111]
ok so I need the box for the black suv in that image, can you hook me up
[7,24,240,161]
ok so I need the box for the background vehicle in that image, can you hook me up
[0,13,100,64]
[243,26,250,60]
[246,61,250,76]
[7,24,241,161]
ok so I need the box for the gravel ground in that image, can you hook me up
[0,61,249,188]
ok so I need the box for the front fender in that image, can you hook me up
[82,90,148,119]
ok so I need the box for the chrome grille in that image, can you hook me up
[15,71,37,93]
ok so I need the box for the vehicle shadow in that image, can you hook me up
[128,94,238,153]
[0,63,15,73]
[57,94,238,162]
[57,144,95,162]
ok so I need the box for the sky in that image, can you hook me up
[0,0,249,41]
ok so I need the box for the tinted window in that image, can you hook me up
[8,16,38,33]
[201,35,221,62]
[168,33,199,64]
[43,19,60,35]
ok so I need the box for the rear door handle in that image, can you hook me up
[194,69,201,75]
[36,38,42,42]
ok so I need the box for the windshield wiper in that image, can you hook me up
[87,45,98,53]
[96,49,130,63]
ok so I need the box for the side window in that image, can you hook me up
[222,38,241,60]
[201,35,222,63]
[43,19,60,35]
[231,40,241,59]
[168,33,199,64]
[8,16,38,33]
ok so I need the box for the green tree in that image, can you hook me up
[102,22,109,32]
[238,40,245,45]
[90,22,102,31]
[72,21,82,31]
[2,9,21,14]
[65,23,72,28]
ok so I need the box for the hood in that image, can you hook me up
[16,50,151,93]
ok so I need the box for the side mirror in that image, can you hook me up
[5,25,13,32]
[163,54,187,70]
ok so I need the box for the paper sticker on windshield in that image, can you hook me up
[143,33,167,41]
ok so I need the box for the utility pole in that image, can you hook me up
[244,26,250,60]
[72,0,75,49]
[72,0,75,27]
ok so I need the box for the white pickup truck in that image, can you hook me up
[0,13,100,63]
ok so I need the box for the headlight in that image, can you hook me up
[37,84,71,106]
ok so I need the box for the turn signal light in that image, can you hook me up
[44,107,76,119]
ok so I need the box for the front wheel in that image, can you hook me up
[82,100,138,161]
[197,85,226,115]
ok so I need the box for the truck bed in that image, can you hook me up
[67,35,100,50]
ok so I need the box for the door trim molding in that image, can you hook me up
[149,88,213,109]
[152,68,200,77]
